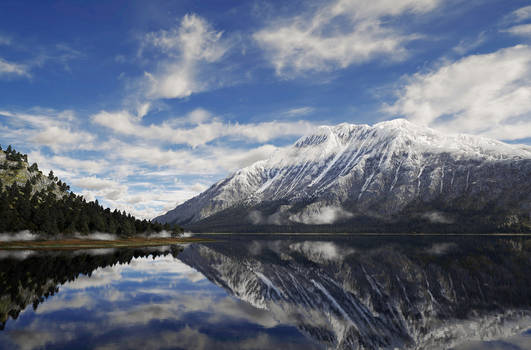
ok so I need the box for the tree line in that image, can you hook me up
[0,145,181,236]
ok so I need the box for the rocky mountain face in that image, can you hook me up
[156,119,531,232]
[0,148,66,198]
[178,236,531,349]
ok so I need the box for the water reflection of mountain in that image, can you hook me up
[178,235,531,349]
[0,246,183,329]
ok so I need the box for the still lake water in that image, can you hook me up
[0,235,530,350]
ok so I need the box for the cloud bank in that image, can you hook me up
[387,45,531,140]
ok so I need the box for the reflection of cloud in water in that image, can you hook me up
[63,266,124,290]
[35,294,95,314]
[73,248,116,256]
[0,250,34,259]
[93,326,316,350]
[62,254,206,291]
[1,253,296,350]
[289,241,354,262]
[104,294,279,329]
[7,330,66,350]
[454,326,531,350]
[426,242,457,255]
[181,231,194,238]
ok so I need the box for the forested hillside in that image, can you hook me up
[0,145,181,236]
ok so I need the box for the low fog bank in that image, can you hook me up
[0,230,181,241]
[0,230,39,241]
[249,204,354,226]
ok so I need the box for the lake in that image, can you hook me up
[0,235,530,349]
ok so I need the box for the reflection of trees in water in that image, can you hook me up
[0,246,183,329]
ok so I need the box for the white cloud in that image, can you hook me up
[0,42,81,81]
[289,205,353,225]
[92,108,317,147]
[386,45,531,140]
[28,151,108,175]
[143,14,229,99]
[507,5,531,23]
[72,177,123,191]
[104,140,280,175]
[501,6,531,38]
[0,57,30,77]
[282,106,315,117]
[72,177,128,202]
[33,126,96,151]
[254,0,441,76]
[504,23,531,37]
[211,144,280,172]
[452,31,486,55]
[422,211,454,224]
[69,142,284,219]
[0,109,96,151]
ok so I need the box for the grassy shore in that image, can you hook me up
[0,236,213,250]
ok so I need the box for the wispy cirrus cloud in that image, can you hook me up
[452,31,487,55]
[501,5,531,38]
[0,39,82,80]
[386,45,531,140]
[282,107,315,118]
[0,57,30,78]
[254,0,442,77]
[505,5,531,24]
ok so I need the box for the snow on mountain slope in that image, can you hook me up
[156,119,531,231]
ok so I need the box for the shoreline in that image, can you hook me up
[0,236,214,250]
[1,232,529,250]
[190,232,531,236]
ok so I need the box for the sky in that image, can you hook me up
[0,0,530,219]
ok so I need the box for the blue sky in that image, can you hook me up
[1,0,530,218]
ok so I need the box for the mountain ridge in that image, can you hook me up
[155,119,531,233]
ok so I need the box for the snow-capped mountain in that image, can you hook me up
[156,119,531,232]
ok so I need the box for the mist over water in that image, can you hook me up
[0,231,39,241]
[0,230,176,242]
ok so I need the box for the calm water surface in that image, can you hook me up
[0,235,530,349]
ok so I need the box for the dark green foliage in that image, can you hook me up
[3,145,25,163]
[29,163,39,172]
[0,146,182,236]
[0,181,181,236]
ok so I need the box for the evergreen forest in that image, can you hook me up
[0,145,181,236]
